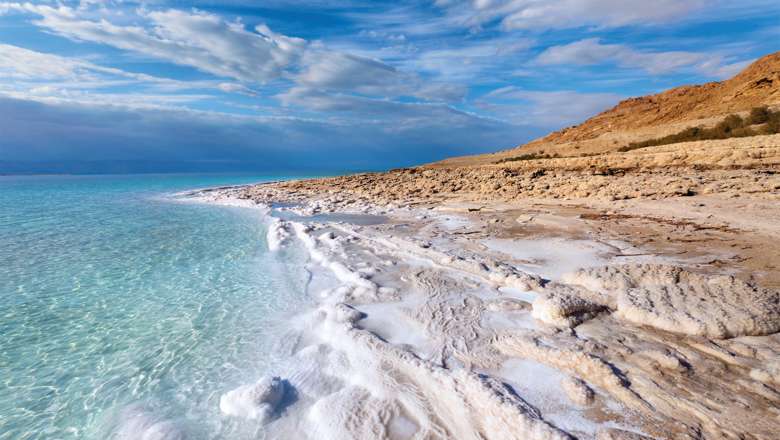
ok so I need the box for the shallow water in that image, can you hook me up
[0,174,314,439]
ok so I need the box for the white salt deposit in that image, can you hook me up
[495,359,600,436]
[531,284,607,327]
[482,237,613,280]
[197,189,780,439]
[219,376,288,423]
[266,217,289,251]
[292,222,378,299]
[563,264,780,338]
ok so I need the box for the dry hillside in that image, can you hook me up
[434,51,780,168]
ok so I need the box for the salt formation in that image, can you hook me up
[292,222,379,300]
[543,264,780,338]
[307,303,574,440]
[531,284,607,327]
[330,302,367,323]
[219,376,289,423]
[560,376,595,406]
[596,428,654,440]
[493,333,647,410]
[201,185,780,439]
[750,360,780,386]
[371,229,543,292]
[266,217,289,251]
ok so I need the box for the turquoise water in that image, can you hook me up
[0,174,312,439]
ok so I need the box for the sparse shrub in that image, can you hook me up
[748,106,770,125]
[718,114,744,133]
[619,107,778,151]
[495,152,556,163]
[767,112,780,134]
[617,144,642,153]
[730,127,756,138]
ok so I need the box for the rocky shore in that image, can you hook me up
[197,161,780,438]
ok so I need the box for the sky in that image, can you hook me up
[0,1,779,173]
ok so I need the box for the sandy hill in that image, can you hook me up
[433,51,780,168]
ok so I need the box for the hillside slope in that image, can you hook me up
[433,51,780,168]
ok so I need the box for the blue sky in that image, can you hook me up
[1,0,779,173]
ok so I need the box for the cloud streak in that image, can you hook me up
[536,38,743,77]
[479,87,622,127]
[436,0,706,31]
[4,3,306,83]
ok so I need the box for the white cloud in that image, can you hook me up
[437,0,706,31]
[5,2,466,107]
[0,43,90,79]
[479,87,622,127]
[293,49,466,102]
[409,38,534,81]
[4,3,306,83]
[536,38,738,76]
[276,86,474,123]
[217,82,258,96]
[0,42,187,85]
[296,51,403,95]
[0,42,267,107]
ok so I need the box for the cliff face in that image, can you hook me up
[433,51,780,168]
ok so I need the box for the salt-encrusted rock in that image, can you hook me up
[632,349,689,373]
[494,333,645,409]
[560,376,595,406]
[750,361,780,386]
[266,218,289,251]
[219,376,289,423]
[331,303,366,324]
[563,264,780,338]
[532,284,607,327]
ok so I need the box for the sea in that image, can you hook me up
[0,174,317,439]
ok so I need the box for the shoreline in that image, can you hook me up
[191,175,780,439]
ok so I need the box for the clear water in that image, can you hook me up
[0,174,314,439]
